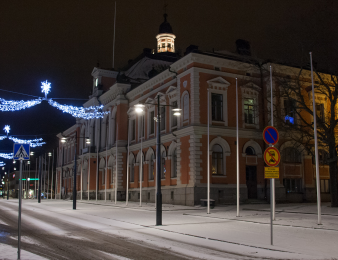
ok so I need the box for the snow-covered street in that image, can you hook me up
[0,199,337,259]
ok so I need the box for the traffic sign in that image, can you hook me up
[264,167,279,178]
[263,126,279,145]
[264,147,281,167]
[13,144,30,160]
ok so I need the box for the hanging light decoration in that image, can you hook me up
[0,153,13,159]
[0,98,42,112]
[0,80,109,119]
[0,162,6,167]
[0,136,7,141]
[3,125,10,135]
[48,100,109,119]
[8,136,45,147]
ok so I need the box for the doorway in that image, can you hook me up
[246,166,257,199]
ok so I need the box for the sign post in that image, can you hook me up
[13,143,30,260]
[263,126,280,246]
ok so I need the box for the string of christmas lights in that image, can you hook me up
[0,80,109,119]
[48,100,109,119]
[0,162,6,166]
[0,153,13,159]
[0,136,7,141]
[0,98,42,111]
[8,136,45,147]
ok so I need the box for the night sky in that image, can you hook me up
[0,0,337,161]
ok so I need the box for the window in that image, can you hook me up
[284,99,296,124]
[318,150,329,165]
[149,154,154,180]
[283,178,302,193]
[212,145,223,175]
[282,147,301,163]
[162,43,165,48]
[102,170,105,185]
[320,179,330,193]
[245,146,256,155]
[139,115,145,139]
[161,151,166,179]
[183,94,189,121]
[131,119,136,141]
[160,107,166,131]
[212,94,223,121]
[244,98,255,124]
[168,43,171,48]
[130,161,134,182]
[172,149,177,178]
[150,111,155,135]
[95,78,98,87]
[171,101,177,129]
[316,103,324,121]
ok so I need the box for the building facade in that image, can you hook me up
[56,16,332,205]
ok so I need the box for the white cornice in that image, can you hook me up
[99,83,131,106]
[91,67,118,78]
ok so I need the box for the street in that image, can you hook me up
[0,199,337,259]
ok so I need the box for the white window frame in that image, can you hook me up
[241,86,260,129]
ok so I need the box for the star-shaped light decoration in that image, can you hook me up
[3,125,10,135]
[41,80,51,99]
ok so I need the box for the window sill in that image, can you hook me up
[171,177,177,179]
[148,180,154,182]
[212,175,227,178]
[212,120,224,123]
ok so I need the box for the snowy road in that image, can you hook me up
[0,199,337,259]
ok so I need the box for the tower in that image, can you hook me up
[156,13,176,53]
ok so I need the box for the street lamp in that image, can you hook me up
[134,96,181,225]
[61,134,90,209]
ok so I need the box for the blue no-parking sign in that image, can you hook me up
[263,126,279,145]
[13,144,30,160]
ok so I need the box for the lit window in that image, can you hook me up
[168,43,171,48]
[244,98,255,124]
[212,145,223,175]
[284,99,296,124]
[162,43,165,48]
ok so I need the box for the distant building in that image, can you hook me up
[56,13,331,205]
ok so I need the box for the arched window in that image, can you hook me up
[282,147,301,163]
[172,149,177,178]
[161,151,166,179]
[149,154,154,180]
[212,145,223,175]
[130,159,135,182]
[183,94,189,121]
[245,146,256,155]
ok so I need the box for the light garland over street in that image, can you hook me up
[0,80,109,119]
[0,153,13,159]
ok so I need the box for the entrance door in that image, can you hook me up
[246,166,257,199]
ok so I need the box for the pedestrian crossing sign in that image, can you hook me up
[13,144,30,160]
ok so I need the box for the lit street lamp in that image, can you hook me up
[134,95,181,225]
[61,135,90,210]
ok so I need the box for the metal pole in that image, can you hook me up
[35,158,37,199]
[156,95,162,225]
[310,52,322,225]
[29,163,30,198]
[96,143,98,202]
[44,154,46,199]
[236,78,240,217]
[140,115,143,207]
[48,155,50,200]
[126,118,130,206]
[270,66,275,221]
[207,88,210,214]
[270,178,273,245]
[88,153,90,201]
[7,166,10,200]
[73,132,77,210]
[52,150,54,200]
[105,132,108,202]
[38,156,42,203]
[115,124,118,204]
[18,159,23,260]
[80,155,83,200]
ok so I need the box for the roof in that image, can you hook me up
[159,13,173,34]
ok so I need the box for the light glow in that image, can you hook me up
[8,136,45,147]
[0,98,42,111]
[48,100,109,119]
[0,162,5,167]
[0,153,13,159]
[3,125,10,135]
[41,80,51,98]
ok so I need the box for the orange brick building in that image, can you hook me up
[56,14,331,205]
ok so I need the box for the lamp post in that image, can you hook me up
[61,134,90,210]
[48,152,52,200]
[134,95,181,225]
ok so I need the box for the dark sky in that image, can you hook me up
[0,0,337,161]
